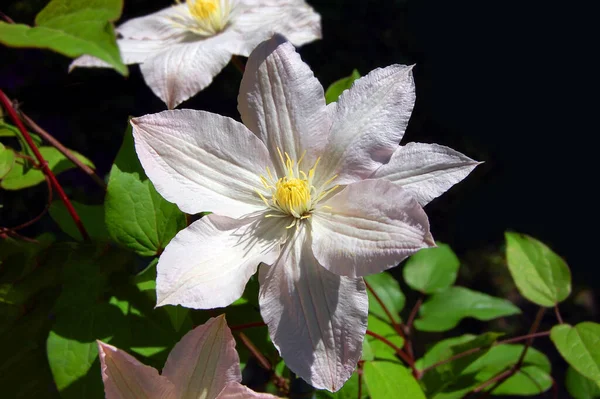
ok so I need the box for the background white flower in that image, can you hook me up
[97,315,277,398]
[131,36,480,391]
[70,0,321,109]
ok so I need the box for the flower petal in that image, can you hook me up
[259,227,368,391]
[140,31,242,108]
[70,39,173,70]
[238,36,330,173]
[312,179,434,277]
[316,65,416,186]
[116,5,188,40]
[97,341,175,399]
[162,315,241,398]
[371,142,481,206]
[230,0,322,53]
[132,109,273,219]
[156,213,283,309]
[216,381,279,399]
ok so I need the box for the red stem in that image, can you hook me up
[364,280,406,338]
[0,89,89,240]
[230,321,266,331]
[366,330,414,367]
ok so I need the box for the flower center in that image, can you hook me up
[171,0,231,36]
[256,149,338,227]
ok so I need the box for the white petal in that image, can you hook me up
[230,0,322,54]
[97,341,175,399]
[132,109,274,218]
[156,213,284,309]
[140,31,243,108]
[259,227,368,391]
[312,179,435,277]
[238,36,330,173]
[316,65,416,186]
[117,5,189,40]
[216,381,279,399]
[162,315,241,398]
[372,142,481,206]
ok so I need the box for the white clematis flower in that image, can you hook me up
[131,36,480,391]
[71,0,321,109]
[97,315,277,398]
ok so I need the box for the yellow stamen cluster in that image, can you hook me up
[171,0,230,36]
[257,149,338,228]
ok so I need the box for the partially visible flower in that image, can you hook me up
[71,0,321,109]
[97,315,277,398]
[131,36,480,391]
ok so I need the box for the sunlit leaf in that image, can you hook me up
[0,0,126,75]
[105,124,186,256]
[403,242,460,294]
[414,286,521,332]
[315,372,367,399]
[505,232,571,306]
[551,323,600,388]
[566,365,600,399]
[325,69,361,104]
[0,142,15,179]
[366,315,404,361]
[363,361,425,399]
[365,271,405,323]
[0,146,94,190]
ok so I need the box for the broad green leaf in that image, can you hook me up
[325,69,361,104]
[363,361,426,399]
[49,200,109,241]
[403,242,460,294]
[315,372,367,399]
[0,146,94,190]
[365,271,405,323]
[0,120,43,160]
[551,323,600,388]
[416,335,476,371]
[362,338,375,361]
[0,143,15,179]
[567,366,600,399]
[0,0,126,75]
[420,333,501,396]
[105,124,186,256]
[505,232,571,306]
[414,286,521,332]
[366,315,404,361]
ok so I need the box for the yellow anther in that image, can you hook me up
[187,0,218,19]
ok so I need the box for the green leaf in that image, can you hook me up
[162,305,190,333]
[0,0,126,75]
[363,361,426,399]
[315,372,367,399]
[567,366,600,399]
[0,146,94,190]
[365,271,405,323]
[366,315,404,361]
[105,124,187,256]
[49,200,109,241]
[414,286,521,332]
[420,333,502,396]
[0,120,43,160]
[505,232,571,306]
[403,242,460,294]
[0,143,15,179]
[551,323,600,388]
[325,69,361,104]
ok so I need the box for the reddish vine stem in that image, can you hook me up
[554,305,564,324]
[0,89,89,240]
[230,321,266,331]
[404,295,424,365]
[19,110,107,189]
[364,280,406,339]
[0,11,14,23]
[419,330,551,376]
[237,331,271,371]
[365,330,413,367]
[357,361,364,399]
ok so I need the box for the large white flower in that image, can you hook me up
[131,36,480,391]
[71,0,321,109]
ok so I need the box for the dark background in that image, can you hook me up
[0,0,595,396]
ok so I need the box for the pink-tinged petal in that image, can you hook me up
[230,0,321,54]
[139,31,241,108]
[259,227,368,391]
[316,65,416,186]
[156,213,284,309]
[132,109,274,219]
[216,381,280,398]
[162,315,241,399]
[97,341,175,399]
[312,179,435,277]
[372,142,481,206]
[116,5,189,40]
[238,36,330,173]
[70,39,174,70]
